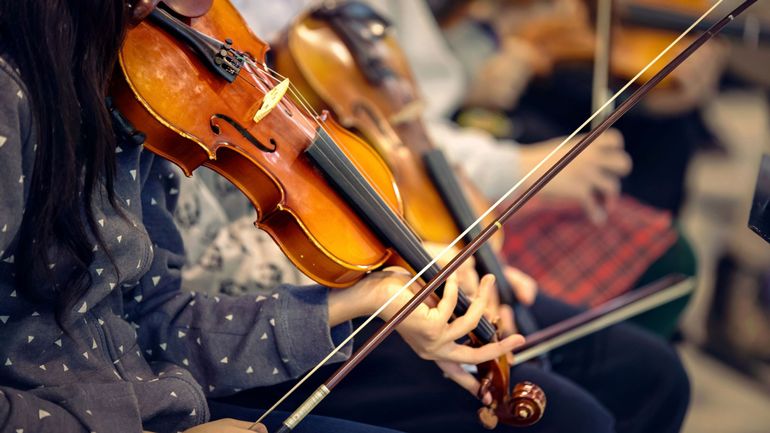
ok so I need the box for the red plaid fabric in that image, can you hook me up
[501,195,677,306]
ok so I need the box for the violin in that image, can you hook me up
[608,0,715,88]
[271,2,545,335]
[273,6,500,250]
[112,0,544,428]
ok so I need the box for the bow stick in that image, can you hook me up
[266,1,757,431]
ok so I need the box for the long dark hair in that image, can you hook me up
[0,0,128,318]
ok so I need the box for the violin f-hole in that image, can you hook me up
[209,113,276,152]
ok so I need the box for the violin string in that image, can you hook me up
[240,0,723,422]
[243,0,723,423]
[262,65,324,119]
[244,62,464,284]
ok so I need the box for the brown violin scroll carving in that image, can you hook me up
[477,353,546,429]
[506,382,547,427]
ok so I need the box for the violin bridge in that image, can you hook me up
[253,78,290,124]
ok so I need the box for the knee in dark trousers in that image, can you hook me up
[578,323,691,433]
[532,295,690,433]
[618,331,690,433]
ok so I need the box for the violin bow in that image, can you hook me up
[511,274,694,365]
[261,0,756,431]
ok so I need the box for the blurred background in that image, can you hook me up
[677,17,770,433]
[431,1,770,430]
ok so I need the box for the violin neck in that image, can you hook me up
[421,149,511,297]
[306,127,498,343]
[624,3,770,44]
[422,149,544,336]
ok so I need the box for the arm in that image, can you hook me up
[124,155,355,394]
[0,384,147,433]
[125,153,522,401]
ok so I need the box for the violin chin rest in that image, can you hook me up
[162,0,214,19]
[129,0,214,26]
[129,0,161,24]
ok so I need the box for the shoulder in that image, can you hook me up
[0,54,29,107]
[0,53,33,143]
[0,54,34,261]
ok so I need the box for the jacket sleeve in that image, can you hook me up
[125,154,352,396]
[0,384,145,433]
[426,120,522,201]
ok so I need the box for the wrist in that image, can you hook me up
[327,273,395,326]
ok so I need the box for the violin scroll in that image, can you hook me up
[477,381,545,429]
[476,356,546,429]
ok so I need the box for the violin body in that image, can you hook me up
[113,0,405,288]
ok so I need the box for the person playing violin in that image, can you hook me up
[0,1,521,432]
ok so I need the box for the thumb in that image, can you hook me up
[204,419,269,433]
[248,424,268,433]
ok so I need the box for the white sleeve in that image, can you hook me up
[363,0,467,120]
